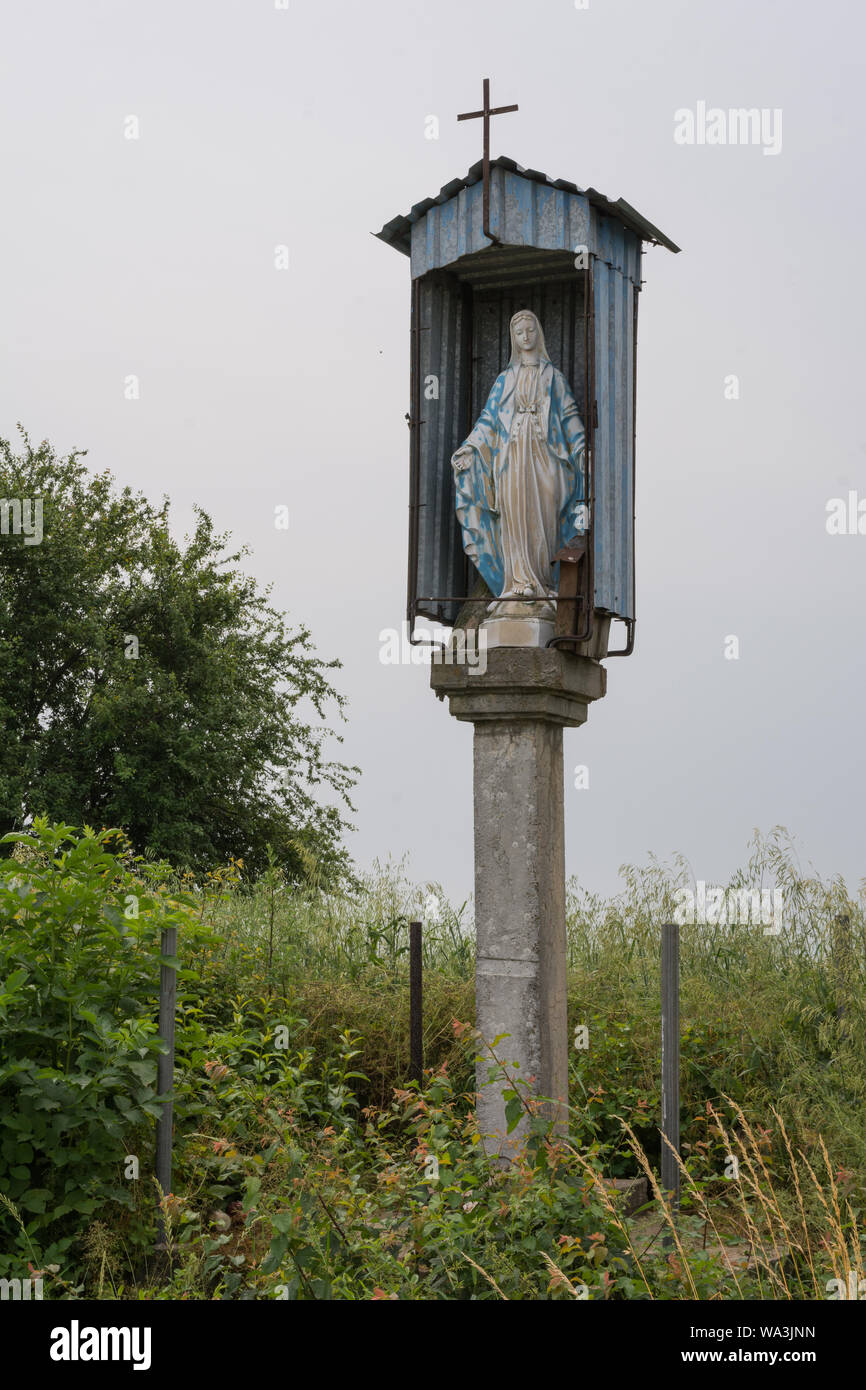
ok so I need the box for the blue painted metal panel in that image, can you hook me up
[590,216,640,620]
[411,169,593,279]
[375,156,680,260]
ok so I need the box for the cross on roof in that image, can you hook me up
[457,78,518,245]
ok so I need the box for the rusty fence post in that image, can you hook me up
[409,920,423,1086]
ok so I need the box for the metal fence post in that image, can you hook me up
[661,921,681,1225]
[155,925,178,1249]
[409,920,423,1086]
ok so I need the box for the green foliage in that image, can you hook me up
[199,858,474,1108]
[0,817,207,1277]
[253,1065,642,1301]
[569,1018,660,1175]
[0,430,357,881]
[3,823,865,1300]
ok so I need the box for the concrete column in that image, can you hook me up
[431,645,605,1157]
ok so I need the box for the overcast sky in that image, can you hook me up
[2,0,863,904]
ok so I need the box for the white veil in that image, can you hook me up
[508,309,551,366]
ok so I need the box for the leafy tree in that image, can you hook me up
[0,430,357,882]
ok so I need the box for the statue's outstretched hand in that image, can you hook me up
[452,446,474,473]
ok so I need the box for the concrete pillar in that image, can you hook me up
[431,645,605,1157]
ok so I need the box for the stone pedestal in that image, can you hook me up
[431,645,605,1158]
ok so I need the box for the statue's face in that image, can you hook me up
[513,316,538,353]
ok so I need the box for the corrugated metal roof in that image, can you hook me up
[375,155,680,257]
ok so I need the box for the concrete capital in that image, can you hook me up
[430,644,606,727]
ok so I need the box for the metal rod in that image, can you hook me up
[660,921,681,1226]
[604,617,636,657]
[155,925,178,1248]
[414,593,567,604]
[482,78,491,239]
[631,257,640,627]
[409,921,423,1086]
[547,600,593,649]
[407,276,423,626]
[460,275,475,603]
[585,254,596,640]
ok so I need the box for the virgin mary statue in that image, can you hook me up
[452,309,586,619]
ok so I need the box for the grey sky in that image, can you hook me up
[2,0,863,903]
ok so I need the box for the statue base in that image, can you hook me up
[481,616,554,649]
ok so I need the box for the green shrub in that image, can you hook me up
[0,817,207,1277]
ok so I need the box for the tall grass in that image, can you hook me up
[212,854,475,982]
[194,827,865,1283]
[202,831,865,1158]
[562,829,866,1173]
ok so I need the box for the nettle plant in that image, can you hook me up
[0,817,208,1278]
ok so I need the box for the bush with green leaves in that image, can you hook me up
[0,817,209,1277]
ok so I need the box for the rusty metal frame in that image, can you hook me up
[605,617,635,657]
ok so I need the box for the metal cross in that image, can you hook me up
[457,78,518,245]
